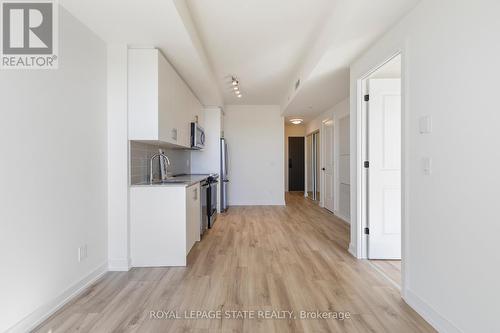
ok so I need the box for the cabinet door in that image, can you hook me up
[158,53,179,145]
[130,48,203,148]
[166,68,189,148]
[177,77,188,146]
[128,49,159,141]
[186,183,201,254]
[179,80,191,147]
[193,97,203,129]
[188,90,197,132]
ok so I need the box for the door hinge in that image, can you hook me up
[364,161,369,168]
[364,227,370,235]
[364,94,370,102]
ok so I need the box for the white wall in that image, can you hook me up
[107,45,130,272]
[191,107,223,175]
[306,99,350,221]
[350,1,500,332]
[284,123,305,191]
[0,8,108,333]
[223,105,285,205]
[191,107,223,211]
[306,99,349,133]
[306,110,328,135]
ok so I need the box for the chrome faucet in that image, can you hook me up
[149,150,171,183]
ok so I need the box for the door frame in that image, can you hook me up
[305,130,320,202]
[320,119,333,210]
[355,51,408,292]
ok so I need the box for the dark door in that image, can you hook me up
[288,137,305,191]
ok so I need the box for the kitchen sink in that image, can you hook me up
[145,179,187,185]
[160,179,187,183]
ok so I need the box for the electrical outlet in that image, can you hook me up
[419,115,432,134]
[422,157,432,175]
[78,244,88,262]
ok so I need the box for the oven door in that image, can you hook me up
[208,181,218,228]
[200,181,209,235]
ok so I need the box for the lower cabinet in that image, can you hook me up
[186,183,201,254]
[130,183,201,267]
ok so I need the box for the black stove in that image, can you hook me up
[178,174,219,234]
[206,174,219,228]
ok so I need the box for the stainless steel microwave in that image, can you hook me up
[190,122,205,149]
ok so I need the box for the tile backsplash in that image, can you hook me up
[130,141,191,184]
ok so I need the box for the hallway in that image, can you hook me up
[33,193,434,333]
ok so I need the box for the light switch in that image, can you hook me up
[422,157,432,175]
[419,115,432,134]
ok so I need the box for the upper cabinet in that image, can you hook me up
[128,48,203,148]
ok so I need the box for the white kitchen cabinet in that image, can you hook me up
[186,183,201,254]
[130,183,201,267]
[128,48,203,148]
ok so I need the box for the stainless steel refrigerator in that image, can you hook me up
[220,138,229,212]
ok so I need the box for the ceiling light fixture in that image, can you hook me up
[231,76,239,86]
[230,75,243,99]
[290,118,303,125]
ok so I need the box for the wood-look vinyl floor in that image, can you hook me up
[32,193,434,333]
[369,260,402,288]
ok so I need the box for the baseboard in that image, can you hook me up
[6,261,108,333]
[403,289,462,333]
[108,258,131,271]
[348,243,357,257]
[333,211,350,224]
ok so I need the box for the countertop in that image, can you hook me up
[130,174,210,187]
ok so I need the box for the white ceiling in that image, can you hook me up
[60,0,418,120]
[186,0,335,105]
[283,0,419,121]
[59,0,223,106]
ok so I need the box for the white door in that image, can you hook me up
[323,120,334,212]
[368,79,401,259]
